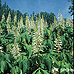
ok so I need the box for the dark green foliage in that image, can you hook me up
[0,0,56,26]
[0,21,73,74]
[68,0,73,15]
[0,1,73,73]
[36,12,55,26]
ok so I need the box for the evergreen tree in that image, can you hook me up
[17,10,22,21]
[11,9,15,22]
[23,12,28,24]
[36,12,56,27]
[68,0,73,15]
[0,0,3,21]
[2,1,7,14]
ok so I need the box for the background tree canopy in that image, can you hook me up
[0,0,57,27]
[68,0,73,16]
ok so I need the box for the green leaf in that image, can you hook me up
[44,57,52,71]
[20,70,22,74]
[23,56,27,60]
[5,54,10,62]
[40,63,45,69]
[63,54,67,61]
[50,51,58,55]
[21,52,27,56]
[23,60,28,73]
[1,60,6,73]
[53,56,58,65]
[36,70,41,74]
[26,45,32,58]
[11,67,15,74]
[24,45,26,49]
[48,39,54,49]
[11,66,19,74]
[32,70,37,74]
[41,69,49,74]
[26,34,30,43]
[6,61,12,68]
[32,69,38,74]
[20,33,25,38]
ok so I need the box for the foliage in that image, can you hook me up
[0,0,56,26]
[0,11,73,74]
[68,0,73,15]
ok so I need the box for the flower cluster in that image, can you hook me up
[10,39,21,59]
[54,31,62,53]
[32,14,44,55]
[1,14,5,22]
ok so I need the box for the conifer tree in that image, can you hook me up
[0,0,3,21]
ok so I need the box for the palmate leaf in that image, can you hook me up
[0,11,73,74]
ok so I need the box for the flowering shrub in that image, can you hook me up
[0,11,73,74]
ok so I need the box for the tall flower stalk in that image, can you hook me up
[66,15,70,27]
[0,24,2,36]
[6,11,11,33]
[53,16,57,28]
[1,14,5,22]
[30,15,35,30]
[54,31,62,53]
[20,16,24,28]
[58,10,65,29]
[10,39,21,59]
[32,14,44,55]
[25,14,31,34]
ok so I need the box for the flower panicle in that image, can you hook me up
[1,14,5,22]
[10,39,21,59]
[54,30,62,53]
